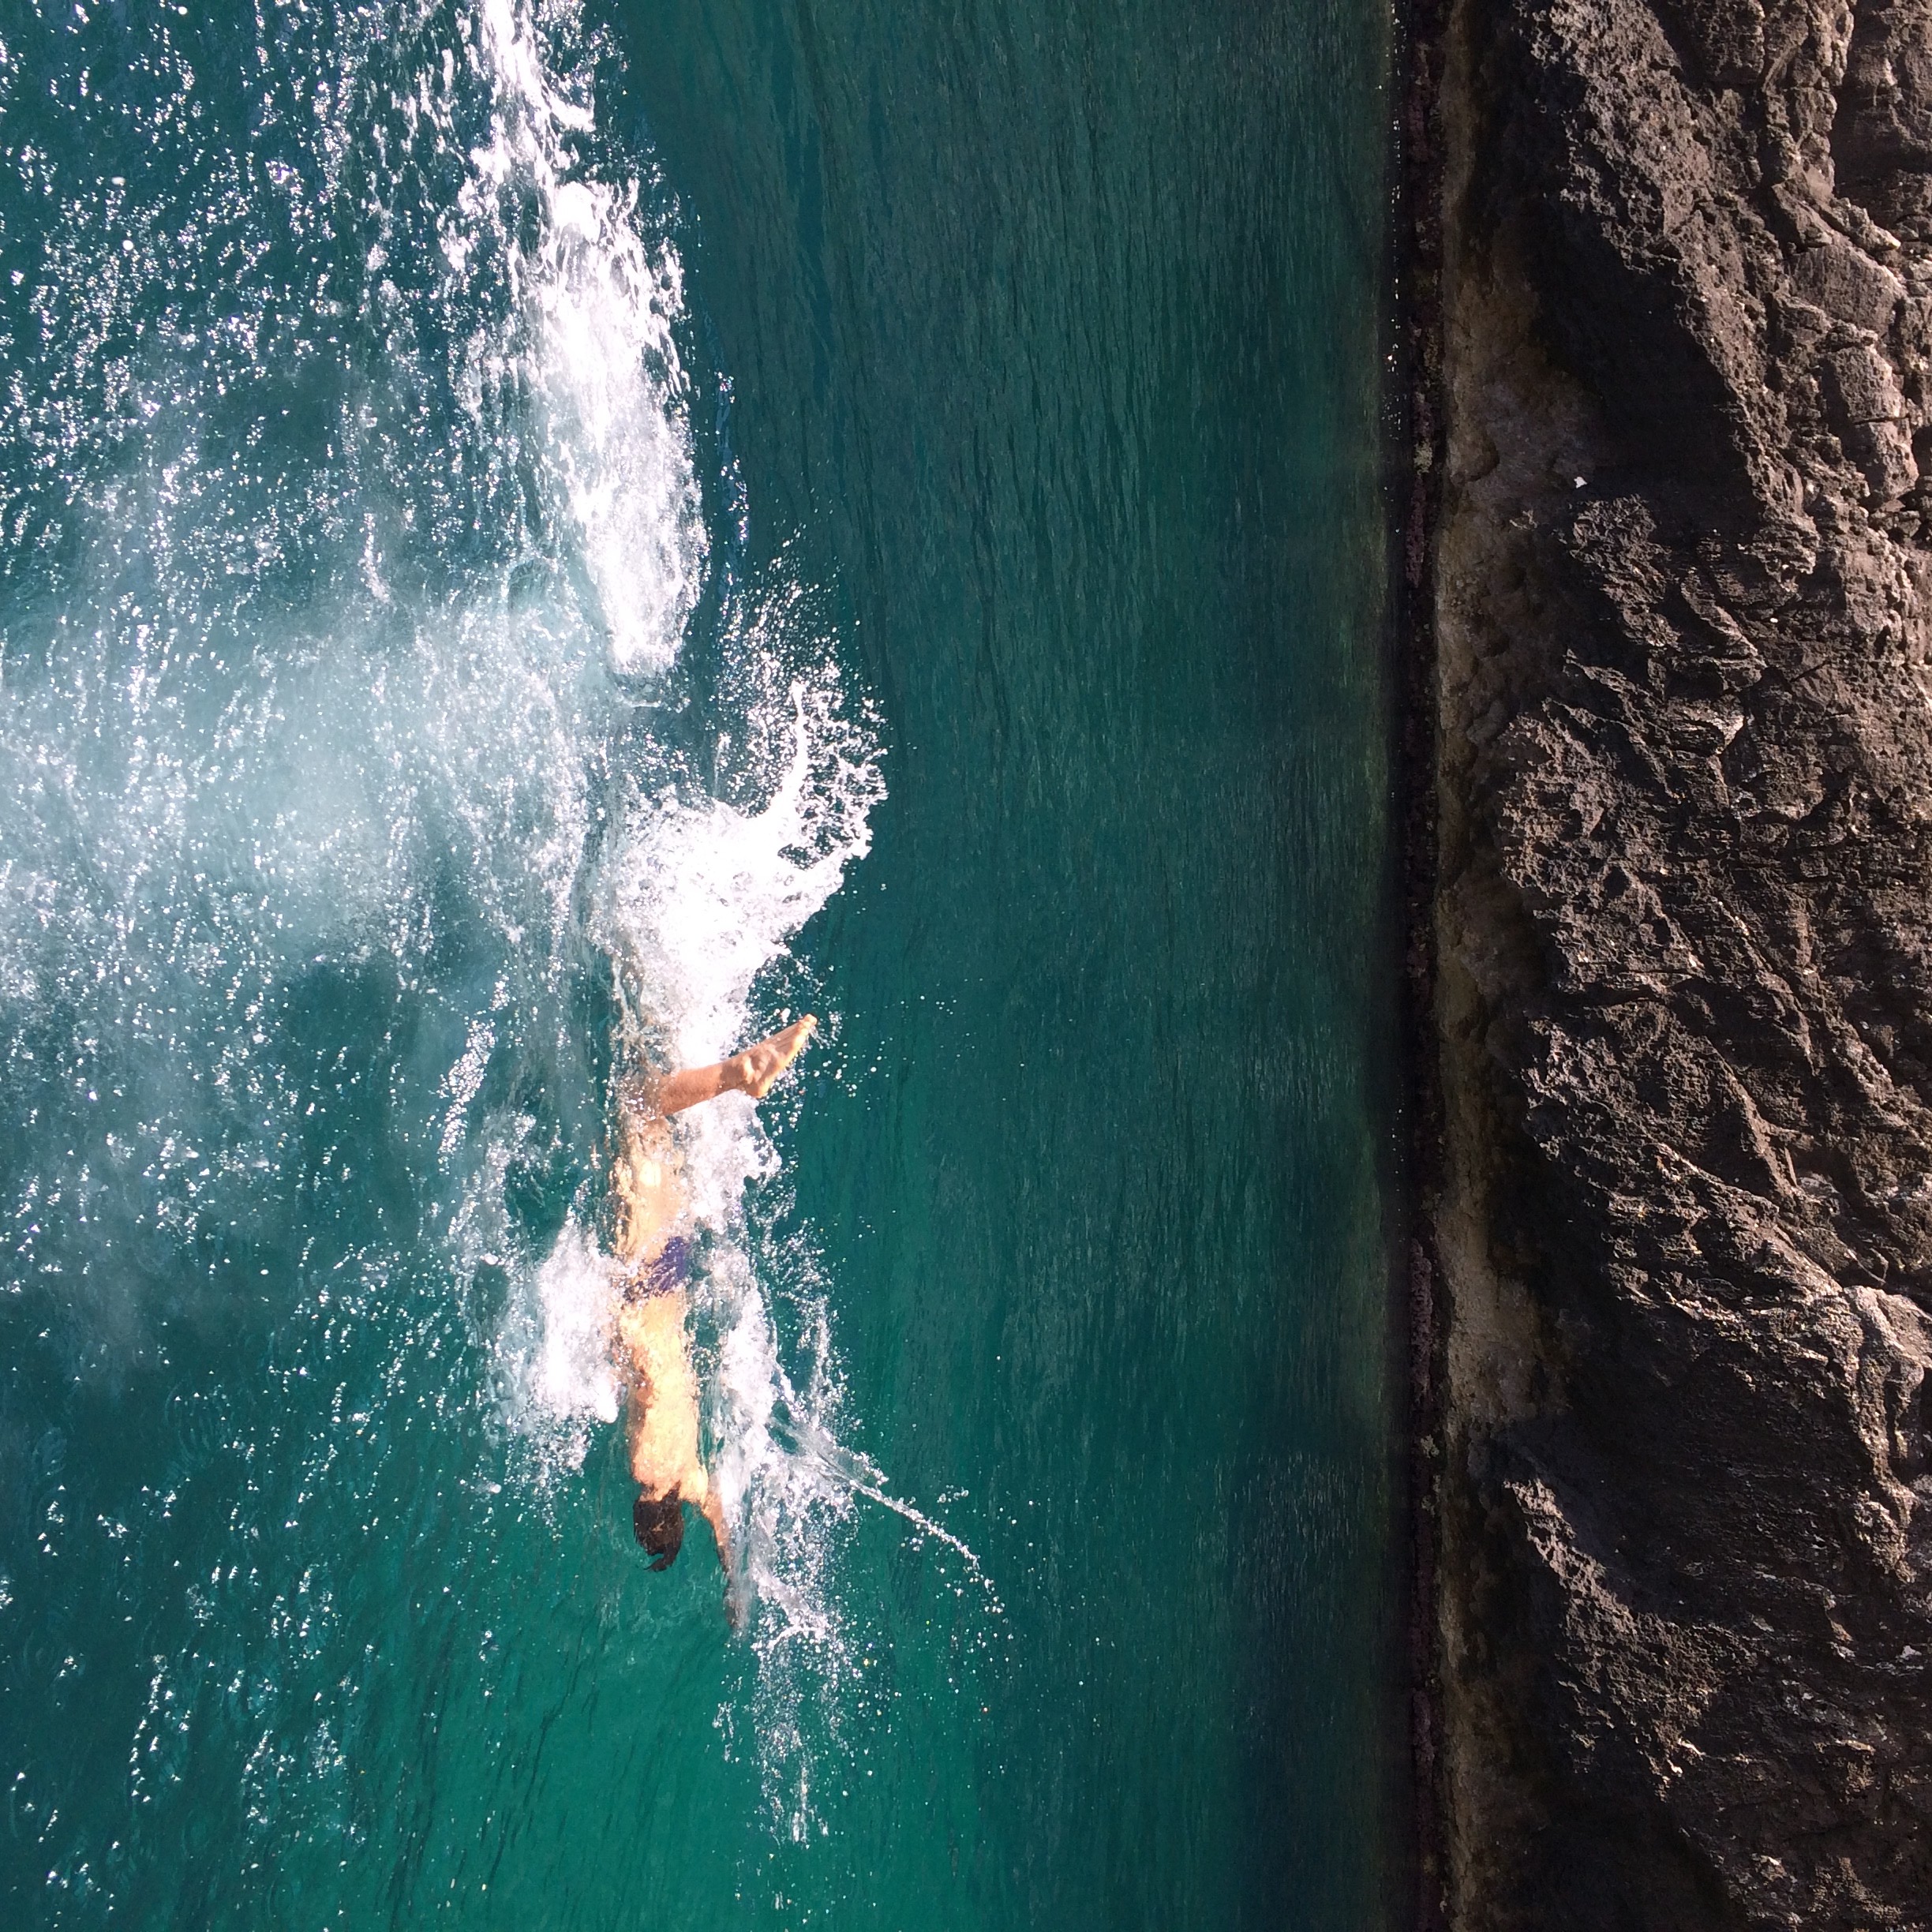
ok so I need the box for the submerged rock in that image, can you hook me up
[1429,0,1932,1923]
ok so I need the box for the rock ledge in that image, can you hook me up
[1432,0,1932,1923]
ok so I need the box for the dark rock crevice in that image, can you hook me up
[1431,0,1932,1923]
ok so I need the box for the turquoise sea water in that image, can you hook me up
[0,2,1400,1926]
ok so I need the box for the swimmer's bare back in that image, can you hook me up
[613,1016,817,1611]
[616,1287,727,1544]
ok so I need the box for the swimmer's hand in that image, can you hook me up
[729,1014,817,1100]
[657,1016,818,1116]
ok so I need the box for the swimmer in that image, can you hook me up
[610,1014,817,1608]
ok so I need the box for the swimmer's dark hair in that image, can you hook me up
[634,1489,684,1571]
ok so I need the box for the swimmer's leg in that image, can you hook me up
[657,1016,817,1116]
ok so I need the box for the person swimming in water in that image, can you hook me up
[608,1013,817,1605]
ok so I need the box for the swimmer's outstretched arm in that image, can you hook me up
[657,1016,817,1116]
[700,1485,742,1627]
[699,1488,732,1574]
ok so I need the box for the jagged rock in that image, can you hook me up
[1433,0,1932,1923]
[1792,238,1904,332]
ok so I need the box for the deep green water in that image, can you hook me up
[0,2,1400,1926]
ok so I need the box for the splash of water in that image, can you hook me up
[0,0,987,1840]
[459,0,706,672]
[436,0,992,1825]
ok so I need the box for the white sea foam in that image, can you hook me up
[530,1219,623,1430]
[462,0,706,672]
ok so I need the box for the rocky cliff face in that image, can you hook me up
[1432,0,1932,1923]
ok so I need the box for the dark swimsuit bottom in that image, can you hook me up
[623,1234,692,1305]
